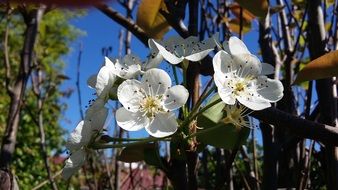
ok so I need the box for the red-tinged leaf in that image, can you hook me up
[10,0,111,7]
[234,0,268,18]
[136,0,170,39]
[229,3,256,22]
[223,17,252,34]
[294,50,338,84]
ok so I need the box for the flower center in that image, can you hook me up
[223,105,250,129]
[234,82,245,92]
[140,96,163,118]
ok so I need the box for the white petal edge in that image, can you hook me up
[145,112,178,138]
[213,50,234,75]
[62,149,86,180]
[65,120,93,152]
[261,63,275,75]
[256,76,284,102]
[116,107,150,131]
[237,94,271,110]
[141,68,172,96]
[117,79,143,112]
[87,74,97,89]
[152,39,184,64]
[229,36,251,55]
[163,85,189,111]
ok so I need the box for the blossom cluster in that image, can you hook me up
[62,35,284,179]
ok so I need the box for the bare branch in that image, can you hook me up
[252,107,338,146]
[96,3,149,46]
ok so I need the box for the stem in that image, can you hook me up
[181,98,222,128]
[90,137,164,149]
[172,64,179,85]
[190,84,216,118]
[186,123,224,139]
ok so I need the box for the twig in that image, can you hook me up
[76,43,84,120]
[252,107,338,145]
[96,3,148,46]
[32,170,62,190]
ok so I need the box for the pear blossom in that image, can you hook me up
[63,99,108,179]
[116,68,189,138]
[213,50,284,110]
[62,149,86,179]
[87,55,142,98]
[150,35,216,64]
[222,36,275,75]
[142,39,164,70]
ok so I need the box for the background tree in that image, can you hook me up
[0,4,83,189]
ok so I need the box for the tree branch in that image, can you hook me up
[95,3,149,46]
[252,107,338,146]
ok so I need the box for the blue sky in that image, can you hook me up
[60,4,266,142]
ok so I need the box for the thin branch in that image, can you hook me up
[95,3,148,46]
[252,107,338,145]
[3,14,12,94]
[76,43,84,120]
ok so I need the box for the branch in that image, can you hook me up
[95,3,149,46]
[252,107,338,146]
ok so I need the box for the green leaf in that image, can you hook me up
[143,144,163,167]
[117,144,150,163]
[197,95,250,149]
[294,50,338,84]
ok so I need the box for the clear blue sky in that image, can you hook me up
[60,4,264,142]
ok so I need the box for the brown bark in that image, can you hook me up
[307,0,338,189]
[0,6,45,190]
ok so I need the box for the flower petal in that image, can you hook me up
[256,76,284,102]
[163,85,189,111]
[115,54,141,79]
[222,40,231,54]
[86,107,108,131]
[261,63,275,75]
[237,94,271,110]
[65,121,92,152]
[145,112,177,138]
[95,65,110,96]
[144,39,163,70]
[185,36,215,61]
[217,85,236,105]
[116,107,150,131]
[86,98,106,118]
[213,50,234,75]
[117,79,143,112]
[141,68,172,96]
[232,54,262,78]
[152,39,184,64]
[62,149,86,180]
[229,36,251,55]
[87,74,97,89]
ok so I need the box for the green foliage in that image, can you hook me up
[0,7,84,189]
[197,95,250,149]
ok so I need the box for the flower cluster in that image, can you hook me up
[62,34,284,179]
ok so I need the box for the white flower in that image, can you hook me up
[87,55,142,98]
[62,148,86,179]
[142,39,164,70]
[115,68,189,137]
[213,50,284,110]
[150,35,216,64]
[222,36,275,75]
[65,100,108,152]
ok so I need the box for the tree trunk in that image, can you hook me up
[0,7,45,189]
